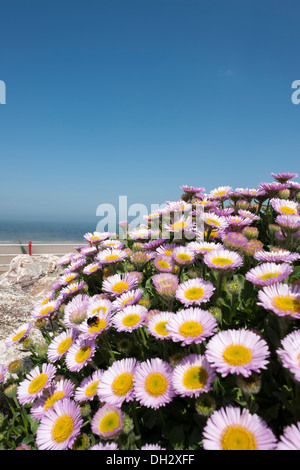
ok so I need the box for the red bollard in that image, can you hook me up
[28,241,32,256]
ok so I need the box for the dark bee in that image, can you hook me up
[87,316,99,327]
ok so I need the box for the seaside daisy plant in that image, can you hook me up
[0,171,299,450]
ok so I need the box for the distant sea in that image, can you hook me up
[0,219,100,243]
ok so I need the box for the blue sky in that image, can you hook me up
[0,0,299,223]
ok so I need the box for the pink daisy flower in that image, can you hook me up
[102,273,138,297]
[87,297,112,317]
[5,322,33,347]
[270,197,299,216]
[201,212,229,230]
[156,243,178,257]
[257,283,300,319]
[65,338,97,372]
[209,186,232,200]
[83,231,109,244]
[112,305,148,332]
[147,311,175,341]
[277,330,300,382]
[97,358,137,407]
[154,254,175,273]
[91,404,123,439]
[245,262,293,287]
[0,365,7,385]
[96,248,127,264]
[101,239,125,250]
[31,299,60,320]
[74,369,104,402]
[175,278,215,307]
[58,272,80,286]
[36,398,83,450]
[30,378,75,420]
[141,443,167,450]
[276,422,300,450]
[271,172,298,183]
[152,273,179,298]
[172,246,195,265]
[202,406,277,450]
[90,442,119,450]
[78,308,112,340]
[47,328,79,363]
[254,249,300,264]
[203,248,243,271]
[276,214,300,233]
[205,328,270,377]
[188,241,223,256]
[134,358,175,409]
[83,262,102,275]
[166,307,217,346]
[17,363,57,405]
[111,288,144,311]
[63,294,89,328]
[181,185,205,195]
[172,354,217,398]
[60,280,87,300]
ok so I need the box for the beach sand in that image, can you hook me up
[0,241,88,273]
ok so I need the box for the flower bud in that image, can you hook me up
[195,393,216,417]
[242,226,259,240]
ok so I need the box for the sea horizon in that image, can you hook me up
[0,218,102,243]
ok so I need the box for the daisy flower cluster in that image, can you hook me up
[0,171,299,451]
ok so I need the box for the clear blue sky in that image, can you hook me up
[0,0,299,223]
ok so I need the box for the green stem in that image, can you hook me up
[103,335,116,360]
[131,401,142,446]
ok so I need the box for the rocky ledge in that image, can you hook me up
[0,254,63,366]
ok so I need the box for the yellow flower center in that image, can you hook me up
[145,373,168,396]
[112,281,129,294]
[223,345,252,366]
[272,295,300,314]
[112,372,134,396]
[75,345,91,363]
[41,296,51,305]
[122,296,134,306]
[12,330,26,343]
[211,257,232,267]
[154,321,169,336]
[88,318,107,334]
[183,366,208,389]
[52,415,74,443]
[122,314,140,327]
[91,305,107,315]
[206,217,220,226]
[88,265,99,272]
[176,253,192,262]
[57,337,73,355]
[280,206,296,215]
[28,373,48,395]
[44,391,66,411]
[157,260,170,269]
[171,221,187,231]
[214,190,226,197]
[85,380,100,397]
[259,271,280,281]
[184,287,205,301]
[221,425,256,450]
[164,249,173,256]
[99,412,120,435]
[105,254,120,261]
[65,274,76,283]
[40,306,54,316]
[179,321,203,338]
